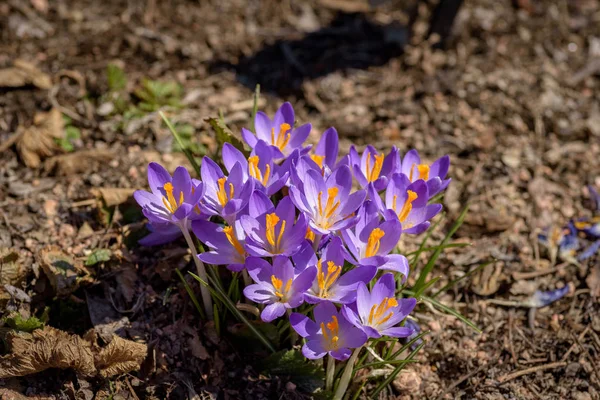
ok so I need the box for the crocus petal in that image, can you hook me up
[315,127,339,168]
[290,313,318,338]
[139,224,182,246]
[198,252,238,266]
[401,149,421,177]
[253,111,273,143]
[200,157,224,192]
[244,283,275,304]
[378,254,410,280]
[222,143,248,174]
[288,123,311,149]
[241,128,258,148]
[261,302,286,322]
[355,282,372,322]
[329,348,351,361]
[341,327,367,349]
[244,256,272,283]
[336,265,377,289]
[370,273,396,307]
[313,301,338,325]
[379,326,414,338]
[376,219,402,255]
[341,306,363,329]
[302,339,327,360]
[291,266,317,295]
[147,162,171,196]
[248,190,274,218]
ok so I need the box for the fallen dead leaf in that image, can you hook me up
[16,108,64,168]
[115,265,137,303]
[0,388,54,400]
[0,248,29,304]
[471,261,504,296]
[0,59,52,89]
[90,334,148,378]
[188,333,210,360]
[44,149,114,175]
[0,327,96,378]
[91,187,137,207]
[39,246,93,297]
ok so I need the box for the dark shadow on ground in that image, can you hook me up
[209,12,409,97]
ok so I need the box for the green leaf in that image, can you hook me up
[431,260,493,298]
[412,204,469,293]
[85,249,111,266]
[370,342,425,398]
[260,349,324,393]
[409,213,445,266]
[107,64,127,92]
[414,276,441,299]
[206,117,248,156]
[135,79,183,111]
[55,137,74,152]
[249,84,260,133]
[65,125,81,141]
[160,111,201,176]
[229,320,280,350]
[189,272,276,353]
[3,313,45,333]
[405,290,481,333]
[175,269,206,320]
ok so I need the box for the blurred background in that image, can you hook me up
[1,0,599,399]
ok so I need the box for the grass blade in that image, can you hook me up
[421,294,481,333]
[250,84,260,133]
[405,242,470,258]
[431,260,493,298]
[189,272,276,353]
[159,111,201,176]
[409,213,445,265]
[412,204,469,293]
[370,342,425,398]
[175,269,206,320]
[414,277,440,299]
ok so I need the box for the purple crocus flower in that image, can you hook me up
[192,219,247,272]
[243,256,316,322]
[304,127,347,177]
[381,174,442,235]
[578,240,600,261]
[289,160,365,235]
[290,302,367,360]
[400,150,451,197]
[302,237,377,304]
[134,163,205,244]
[349,145,400,191]
[341,201,409,277]
[574,217,600,238]
[221,142,290,196]
[587,185,600,212]
[342,273,416,339]
[240,193,308,257]
[199,156,254,224]
[241,102,311,159]
[527,285,570,308]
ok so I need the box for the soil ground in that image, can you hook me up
[1,0,599,399]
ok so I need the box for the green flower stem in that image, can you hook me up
[333,346,363,400]
[326,354,336,391]
[181,226,213,320]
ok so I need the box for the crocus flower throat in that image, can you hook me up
[318,187,341,229]
[217,177,234,207]
[316,259,342,298]
[368,297,398,327]
[322,315,340,348]
[248,156,270,186]
[408,163,430,181]
[271,123,292,151]
[223,226,245,257]
[266,213,286,253]
[393,190,418,223]
[365,228,385,258]
[366,153,385,182]
[272,275,293,300]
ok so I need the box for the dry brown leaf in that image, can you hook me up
[0,388,54,400]
[188,333,209,360]
[0,248,29,304]
[471,261,504,296]
[93,335,148,378]
[16,108,64,168]
[0,59,52,90]
[91,187,137,207]
[44,149,114,176]
[39,246,93,297]
[0,327,96,378]
[115,266,137,303]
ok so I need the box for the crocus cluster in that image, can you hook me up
[135,102,451,362]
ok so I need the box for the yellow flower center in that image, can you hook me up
[316,260,342,298]
[321,315,340,349]
[368,297,398,326]
[409,163,430,181]
[365,228,385,258]
[393,190,418,223]
[317,187,341,229]
[223,226,245,257]
[271,275,293,299]
[305,227,316,242]
[365,153,385,182]
[248,155,271,186]
[161,182,184,213]
[216,177,234,207]
[310,154,325,168]
[271,123,292,151]
[265,213,286,254]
